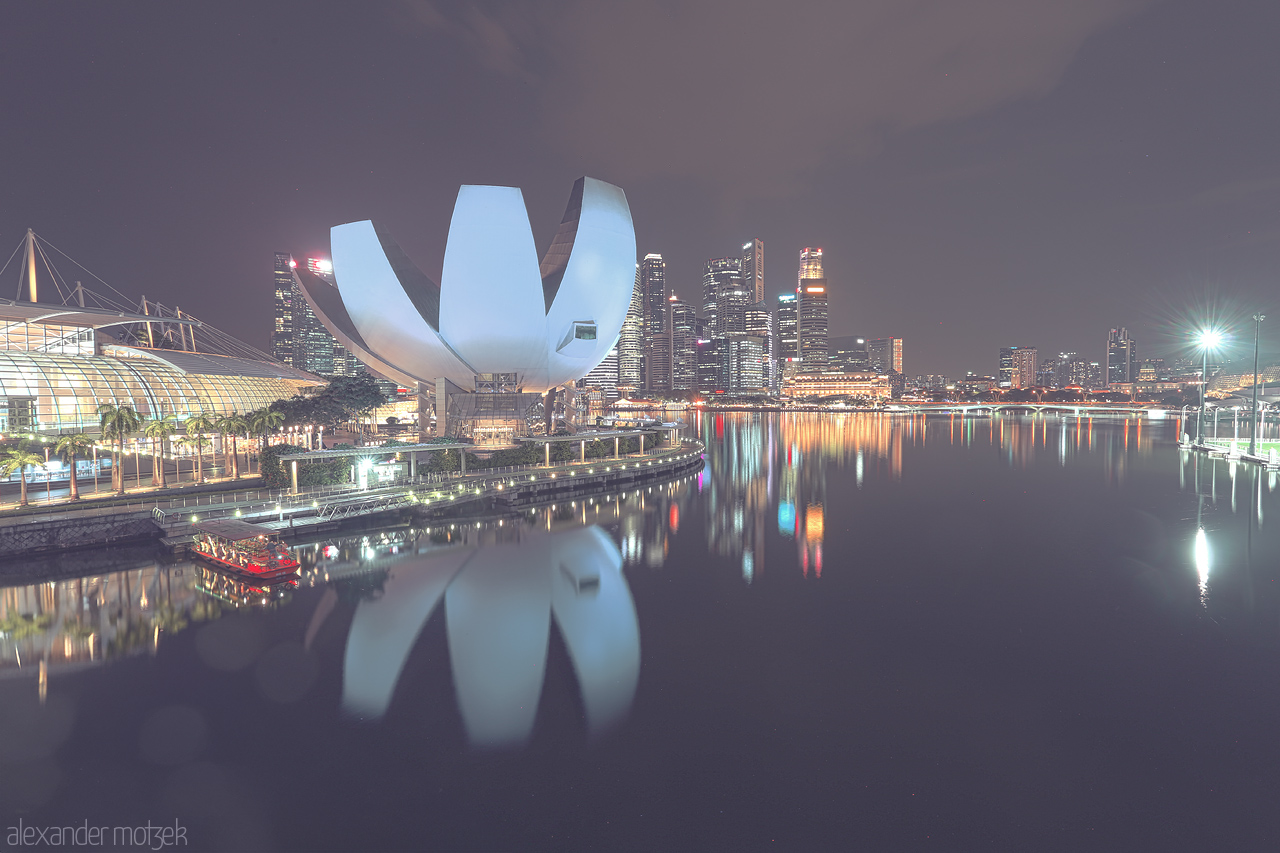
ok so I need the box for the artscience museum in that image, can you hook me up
[293,177,636,440]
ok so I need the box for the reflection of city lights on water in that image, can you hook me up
[742,552,754,583]
[778,501,796,537]
[1195,527,1210,600]
[805,505,824,541]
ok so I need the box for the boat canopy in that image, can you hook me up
[192,519,277,542]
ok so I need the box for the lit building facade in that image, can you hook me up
[670,296,697,392]
[830,335,867,372]
[776,293,798,364]
[702,257,741,336]
[866,337,903,375]
[741,239,764,305]
[744,301,775,391]
[640,254,671,392]
[998,345,1036,389]
[1107,328,1136,386]
[782,371,891,401]
[617,266,644,393]
[0,300,321,435]
[796,248,828,367]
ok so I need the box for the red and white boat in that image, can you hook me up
[191,519,300,584]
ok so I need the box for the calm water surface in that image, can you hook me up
[4,412,1280,851]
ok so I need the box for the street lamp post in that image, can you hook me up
[1197,329,1223,447]
[1251,313,1265,457]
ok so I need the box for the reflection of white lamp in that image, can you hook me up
[1195,527,1210,600]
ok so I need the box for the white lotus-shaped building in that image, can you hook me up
[294,177,636,395]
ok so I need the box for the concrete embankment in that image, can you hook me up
[0,509,160,559]
[0,444,706,561]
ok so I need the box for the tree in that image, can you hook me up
[54,433,94,500]
[177,434,211,483]
[0,446,46,507]
[182,413,218,484]
[143,415,179,488]
[97,403,143,495]
[247,408,285,473]
[215,413,248,479]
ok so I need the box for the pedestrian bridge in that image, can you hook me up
[886,402,1163,417]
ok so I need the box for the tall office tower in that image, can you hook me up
[702,257,742,335]
[741,239,765,304]
[998,347,1015,387]
[725,333,767,393]
[716,275,753,334]
[744,301,775,390]
[1013,347,1038,388]
[670,295,698,391]
[867,337,903,374]
[295,257,338,375]
[798,246,824,284]
[997,346,1036,388]
[1106,328,1136,386]
[618,265,644,391]
[696,337,725,393]
[796,248,829,367]
[829,335,868,372]
[271,252,297,367]
[580,346,619,401]
[640,254,672,391]
[776,292,798,370]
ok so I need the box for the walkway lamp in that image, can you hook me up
[1196,328,1224,446]
[1251,313,1265,457]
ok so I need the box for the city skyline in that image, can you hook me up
[2,2,1278,379]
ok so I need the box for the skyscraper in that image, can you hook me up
[580,346,619,401]
[997,346,1036,388]
[296,258,340,375]
[271,252,297,367]
[798,246,824,284]
[741,239,764,305]
[640,254,671,391]
[273,252,362,376]
[715,274,753,335]
[1106,328,1136,386]
[829,335,867,372]
[670,295,697,392]
[744,301,775,391]
[618,265,644,392]
[796,248,828,367]
[702,257,741,336]
[867,337,903,374]
[776,292,798,367]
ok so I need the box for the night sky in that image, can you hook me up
[3,0,1278,377]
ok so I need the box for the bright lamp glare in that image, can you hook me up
[1197,329,1224,349]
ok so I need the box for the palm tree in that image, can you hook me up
[54,434,94,500]
[215,413,248,479]
[181,414,217,484]
[97,403,143,495]
[0,446,46,507]
[144,415,179,488]
[176,434,212,483]
[247,408,285,474]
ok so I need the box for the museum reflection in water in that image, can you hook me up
[0,476,697,746]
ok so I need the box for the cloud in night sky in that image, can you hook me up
[405,0,1150,194]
